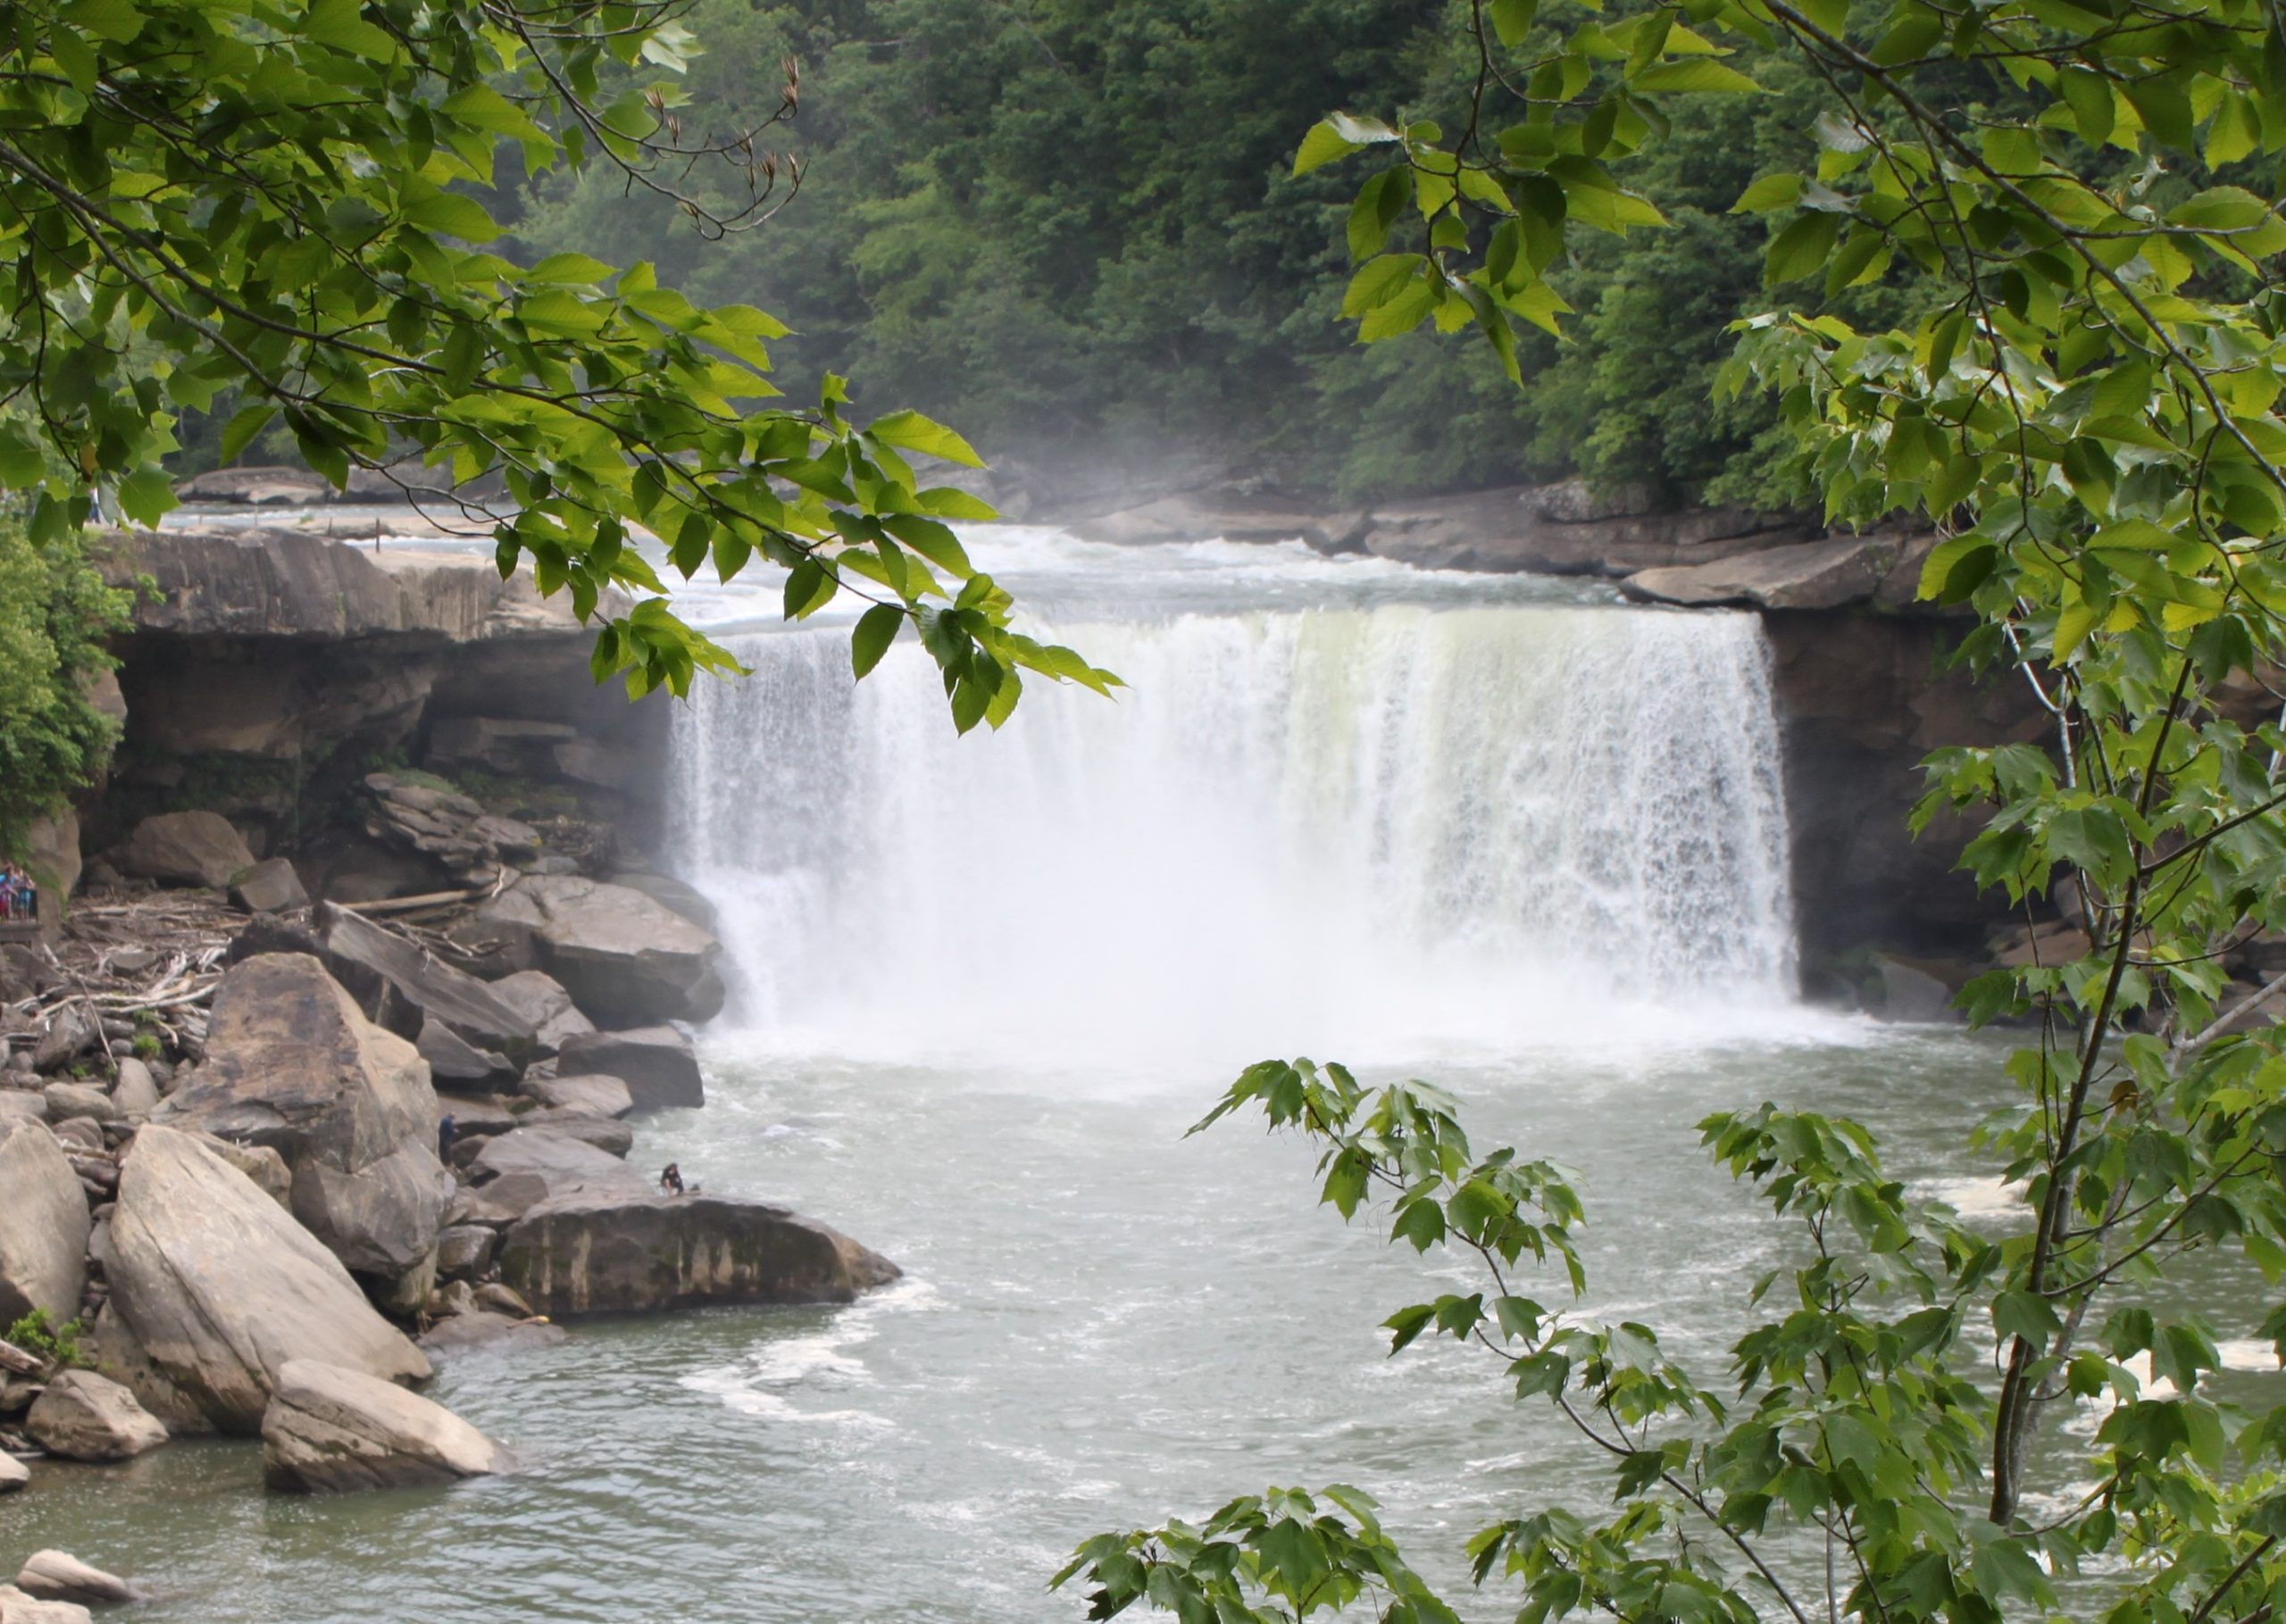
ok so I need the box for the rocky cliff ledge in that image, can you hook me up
[1064,485,2049,979]
[86,525,671,889]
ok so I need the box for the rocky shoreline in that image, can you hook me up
[0,829,898,1617]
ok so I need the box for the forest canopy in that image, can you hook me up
[497,0,1857,508]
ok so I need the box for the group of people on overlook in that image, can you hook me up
[0,864,38,924]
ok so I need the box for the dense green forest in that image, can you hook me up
[492,0,1867,508]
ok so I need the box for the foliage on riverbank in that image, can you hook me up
[0,512,127,853]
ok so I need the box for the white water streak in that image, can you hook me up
[670,602,1797,1067]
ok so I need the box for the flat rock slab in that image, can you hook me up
[261,1358,510,1494]
[467,1128,650,1222]
[497,1194,900,1317]
[478,877,723,1026]
[1619,536,1921,612]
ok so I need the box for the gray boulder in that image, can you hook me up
[81,1303,212,1435]
[416,1018,516,1092]
[518,1112,633,1158]
[108,1126,431,1434]
[0,1454,24,1493]
[606,871,718,932]
[526,1073,632,1120]
[0,1121,89,1325]
[476,877,724,1026]
[23,1370,168,1462]
[435,1225,496,1278]
[154,954,450,1309]
[230,856,310,914]
[486,970,595,1055]
[498,1194,900,1317]
[315,904,535,1056]
[14,1553,142,1606]
[0,1585,93,1624]
[109,1058,160,1119]
[554,1027,702,1112]
[39,1082,112,1123]
[417,1310,567,1355]
[112,811,256,890]
[0,1094,47,1126]
[261,1358,509,1494]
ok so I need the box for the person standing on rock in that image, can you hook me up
[438,1113,457,1164]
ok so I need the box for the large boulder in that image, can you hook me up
[0,1585,93,1624]
[314,904,535,1055]
[111,812,257,889]
[230,856,310,914]
[154,954,450,1309]
[554,1027,702,1112]
[476,877,724,1025]
[13,1553,142,1607]
[260,1358,509,1494]
[486,970,595,1055]
[23,1370,168,1462]
[497,1194,899,1317]
[0,1455,24,1494]
[0,1121,89,1325]
[526,1073,633,1120]
[107,1126,431,1434]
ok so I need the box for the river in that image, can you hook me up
[7,527,2025,1620]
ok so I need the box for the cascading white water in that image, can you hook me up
[668,554,1799,1068]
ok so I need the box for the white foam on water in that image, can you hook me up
[680,1277,939,1426]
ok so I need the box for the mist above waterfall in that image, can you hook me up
[667,532,1804,1071]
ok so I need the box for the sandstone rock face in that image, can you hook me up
[155,954,449,1308]
[498,1195,900,1317]
[13,1553,141,1606]
[487,970,595,1054]
[230,856,311,914]
[426,716,575,776]
[0,1121,89,1326]
[108,1126,431,1434]
[435,1225,496,1279]
[23,1370,169,1462]
[554,1027,702,1112]
[415,1019,516,1093]
[112,812,256,889]
[260,1358,509,1495]
[478,877,723,1026]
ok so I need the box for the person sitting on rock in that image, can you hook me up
[658,1162,685,1196]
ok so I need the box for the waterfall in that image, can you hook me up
[667,597,1798,1067]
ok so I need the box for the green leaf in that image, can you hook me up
[114,469,178,528]
[866,410,984,469]
[1731,173,1802,213]
[1294,121,1361,177]
[1765,211,1843,285]
[1489,0,1537,46]
[851,603,903,679]
[1631,58,1762,94]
